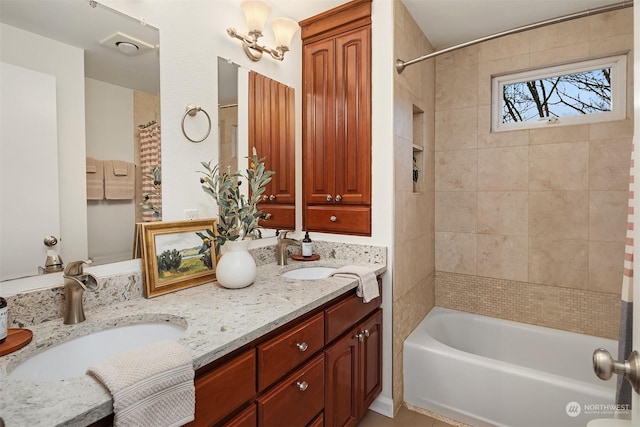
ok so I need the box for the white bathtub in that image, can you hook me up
[403,307,618,427]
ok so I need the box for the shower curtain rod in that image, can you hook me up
[395,0,633,74]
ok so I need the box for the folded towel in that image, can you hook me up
[105,160,135,200]
[86,157,104,200]
[330,265,379,303]
[112,160,129,176]
[88,340,195,427]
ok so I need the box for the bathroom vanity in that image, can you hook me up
[0,258,385,427]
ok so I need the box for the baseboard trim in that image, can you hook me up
[369,395,394,417]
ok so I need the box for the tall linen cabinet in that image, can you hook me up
[301,0,372,236]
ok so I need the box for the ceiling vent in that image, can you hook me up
[100,32,155,55]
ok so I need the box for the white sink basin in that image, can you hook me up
[282,266,336,280]
[8,322,186,382]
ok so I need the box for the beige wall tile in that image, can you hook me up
[529,124,589,145]
[477,31,529,62]
[529,238,589,288]
[435,107,478,151]
[477,191,528,236]
[435,191,477,233]
[589,9,633,41]
[477,106,529,148]
[477,234,528,282]
[394,136,414,192]
[590,35,633,58]
[590,139,633,191]
[589,240,625,294]
[436,45,477,71]
[435,64,477,111]
[590,120,634,140]
[530,18,588,53]
[478,146,528,191]
[393,82,413,141]
[530,43,590,69]
[529,142,589,191]
[435,232,477,274]
[529,191,588,240]
[589,191,628,243]
[435,150,477,191]
[477,54,529,106]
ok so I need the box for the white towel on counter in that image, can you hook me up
[88,340,195,427]
[330,265,379,303]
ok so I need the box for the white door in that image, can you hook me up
[633,1,640,422]
[0,62,60,280]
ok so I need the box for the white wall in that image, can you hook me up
[0,23,88,264]
[85,78,135,264]
[88,0,396,413]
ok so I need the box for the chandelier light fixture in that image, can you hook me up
[227,0,299,62]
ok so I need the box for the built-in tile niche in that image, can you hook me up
[412,105,424,193]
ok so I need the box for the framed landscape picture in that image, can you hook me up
[140,219,218,298]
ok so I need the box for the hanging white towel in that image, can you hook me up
[86,157,104,200]
[88,340,195,427]
[330,265,379,303]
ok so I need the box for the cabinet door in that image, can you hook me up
[358,309,382,416]
[334,26,371,206]
[324,330,359,427]
[303,37,337,205]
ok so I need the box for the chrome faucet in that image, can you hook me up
[63,260,98,325]
[276,230,301,266]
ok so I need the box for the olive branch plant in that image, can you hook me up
[198,150,274,257]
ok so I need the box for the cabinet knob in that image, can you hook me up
[263,213,272,220]
[296,342,308,352]
[326,194,332,202]
[330,216,337,222]
[363,329,370,338]
[354,332,364,342]
[269,194,276,201]
[296,381,309,391]
[262,195,269,202]
[335,194,342,202]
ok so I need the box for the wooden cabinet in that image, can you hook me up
[324,309,382,427]
[249,71,295,230]
[188,279,381,427]
[301,0,372,236]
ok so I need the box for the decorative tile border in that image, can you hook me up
[435,271,619,339]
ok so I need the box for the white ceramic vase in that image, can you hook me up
[215,239,256,289]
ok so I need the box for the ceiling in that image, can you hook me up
[272,0,629,50]
[0,0,160,94]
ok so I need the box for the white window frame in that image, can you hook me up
[491,55,627,132]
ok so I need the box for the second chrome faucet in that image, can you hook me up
[276,230,300,266]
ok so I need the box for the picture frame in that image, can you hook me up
[140,219,218,298]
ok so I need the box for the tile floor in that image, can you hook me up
[359,405,453,427]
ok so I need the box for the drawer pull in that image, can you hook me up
[262,195,269,201]
[296,342,308,352]
[335,194,342,202]
[269,194,276,201]
[263,213,272,220]
[330,216,337,222]
[354,332,364,342]
[326,194,332,202]
[363,329,370,338]
[296,381,309,391]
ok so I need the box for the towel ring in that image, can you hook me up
[181,104,211,143]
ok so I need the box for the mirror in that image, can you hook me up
[218,58,239,176]
[0,0,160,282]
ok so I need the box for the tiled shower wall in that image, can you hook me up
[392,0,436,412]
[434,8,633,340]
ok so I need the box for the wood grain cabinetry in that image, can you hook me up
[301,0,372,236]
[189,278,382,427]
[249,71,295,230]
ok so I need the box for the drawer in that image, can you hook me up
[305,205,370,236]
[257,312,324,391]
[257,353,325,427]
[307,412,324,427]
[258,203,295,230]
[223,404,257,427]
[325,280,381,343]
[188,350,256,427]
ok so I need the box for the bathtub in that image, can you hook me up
[403,307,618,427]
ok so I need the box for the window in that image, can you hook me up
[491,55,627,132]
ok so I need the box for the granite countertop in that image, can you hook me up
[0,259,385,427]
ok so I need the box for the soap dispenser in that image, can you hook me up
[302,232,313,258]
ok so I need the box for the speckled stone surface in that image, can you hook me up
[0,247,385,427]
